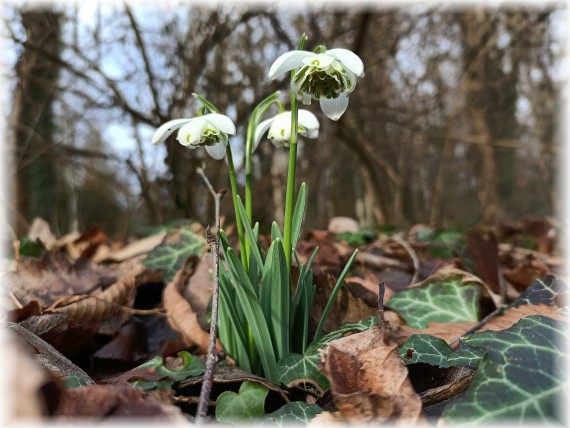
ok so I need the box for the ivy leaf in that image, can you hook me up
[259,402,322,426]
[215,381,269,424]
[143,223,206,282]
[443,315,568,424]
[277,352,329,391]
[510,275,566,307]
[277,316,378,390]
[399,334,483,369]
[387,279,480,328]
[124,351,205,389]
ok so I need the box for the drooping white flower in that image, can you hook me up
[269,48,364,121]
[151,113,236,160]
[254,110,319,151]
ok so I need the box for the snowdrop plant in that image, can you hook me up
[151,34,363,385]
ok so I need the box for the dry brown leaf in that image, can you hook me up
[310,272,377,335]
[45,275,137,323]
[100,232,167,263]
[7,251,104,308]
[503,254,551,291]
[163,266,219,354]
[53,383,184,419]
[182,254,213,327]
[387,304,567,346]
[313,325,426,425]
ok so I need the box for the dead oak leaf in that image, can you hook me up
[163,265,222,354]
[45,275,137,324]
[313,325,426,425]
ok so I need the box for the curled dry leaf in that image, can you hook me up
[163,265,219,354]
[45,275,137,323]
[312,325,426,425]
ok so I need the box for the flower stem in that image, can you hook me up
[282,94,299,269]
[226,144,247,267]
[244,118,255,266]
[283,34,307,268]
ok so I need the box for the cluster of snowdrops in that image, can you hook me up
[151,35,364,383]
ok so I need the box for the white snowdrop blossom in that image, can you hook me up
[151,113,236,160]
[269,49,364,121]
[254,110,319,151]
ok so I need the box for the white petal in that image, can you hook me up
[305,128,319,139]
[301,53,335,69]
[253,117,275,152]
[202,113,236,135]
[269,51,314,79]
[320,93,350,121]
[325,49,364,77]
[177,119,205,146]
[297,109,320,133]
[205,141,227,160]
[151,118,192,144]
[268,113,293,143]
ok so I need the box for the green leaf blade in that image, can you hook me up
[226,248,279,383]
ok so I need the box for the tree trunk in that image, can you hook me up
[11,9,64,236]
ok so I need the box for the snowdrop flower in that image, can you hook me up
[151,113,236,160]
[269,48,364,121]
[254,110,319,151]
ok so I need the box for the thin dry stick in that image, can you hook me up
[196,166,225,424]
[378,282,388,339]
[446,304,507,346]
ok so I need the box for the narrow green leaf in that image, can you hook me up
[260,238,290,361]
[313,249,359,341]
[248,223,261,295]
[226,248,279,383]
[271,221,283,242]
[291,182,307,255]
[236,197,264,269]
[291,247,318,353]
[219,229,230,253]
[215,381,269,423]
[219,271,252,372]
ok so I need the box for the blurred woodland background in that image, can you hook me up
[3,3,566,239]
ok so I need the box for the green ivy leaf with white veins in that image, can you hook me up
[387,280,480,329]
[215,381,269,424]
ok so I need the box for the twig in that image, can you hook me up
[446,304,507,346]
[378,282,389,340]
[195,165,226,424]
[391,234,420,284]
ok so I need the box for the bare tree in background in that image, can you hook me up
[5,4,564,238]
